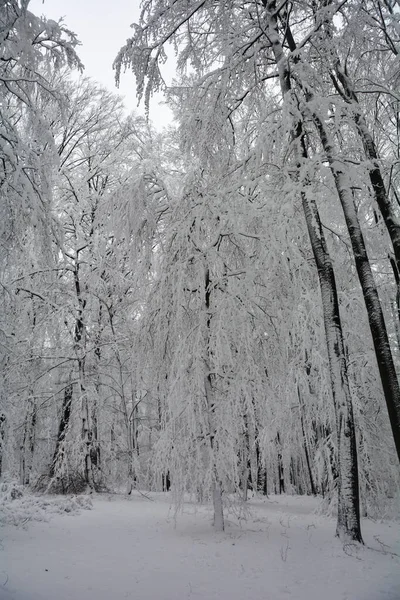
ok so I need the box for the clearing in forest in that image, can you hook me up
[1,493,399,600]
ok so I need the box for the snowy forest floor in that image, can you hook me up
[1,493,399,600]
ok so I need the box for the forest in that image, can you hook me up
[1,0,400,555]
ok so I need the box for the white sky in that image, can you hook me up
[29,0,174,129]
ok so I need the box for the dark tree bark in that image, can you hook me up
[50,383,73,478]
[162,472,171,492]
[297,386,317,496]
[290,0,400,464]
[309,108,400,464]
[323,10,400,284]
[204,264,224,531]
[20,398,36,485]
[276,432,285,494]
[264,0,363,542]
[73,260,96,491]
[0,413,5,478]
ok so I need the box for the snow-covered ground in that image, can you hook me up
[1,493,399,600]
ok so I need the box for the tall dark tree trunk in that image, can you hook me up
[0,413,6,478]
[50,382,73,478]
[74,262,95,491]
[309,109,400,463]
[301,179,362,542]
[241,414,250,501]
[81,379,95,491]
[204,264,224,531]
[162,472,171,492]
[263,466,268,497]
[276,432,285,494]
[264,1,363,542]
[255,422,268,495]
[20,398,36,485]
[297,386,317,495]
[327,27,400,281]
[389,256,400,351]
[285,0,400,464]
[91,307,103,478]
[127,400,140,494]
[241,410,257,500]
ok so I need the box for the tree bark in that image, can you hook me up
[276,432,285,494]
[310,109,400,463]
[204,265,224,531]
[0,413,6,478]
[74,261,96,491]
[50,382,73,478]
[20,397,36,485]
[328,31,400,281]
[297,386,317,495]
[264,1,363,542]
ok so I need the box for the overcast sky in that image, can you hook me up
[29,0,173,129]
